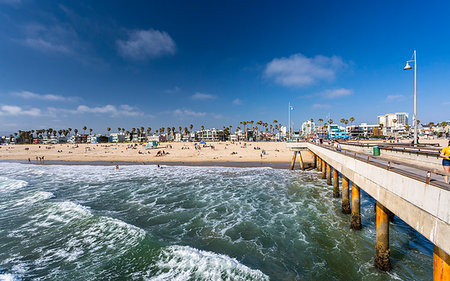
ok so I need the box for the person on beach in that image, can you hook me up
[440,140,450,184]
[116,165,119,170]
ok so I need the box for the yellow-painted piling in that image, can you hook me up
[326,164,332,185]
[333,168,339,198]
[351,182,361,230]
[321,161,326,179]
[375,202,390,271]
[341,176,350,214]
[433,245,450,281]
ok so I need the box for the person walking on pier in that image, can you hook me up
[441,140,450,184]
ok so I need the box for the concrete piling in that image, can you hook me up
[341,176,350,214]
[374,202,390,271]
[298,152,305,171]
[333,169,339,198]
[321,161,326,179]
[350,182,362,230]
[326,164,332,185]
[313,154,317,169]
[290,151,297,170]
[433,245,450,281]
[317,158,322,172]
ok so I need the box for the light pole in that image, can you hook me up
[288,102,294,141]
[403,50,417,145]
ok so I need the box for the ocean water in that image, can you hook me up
[0,162,432,280]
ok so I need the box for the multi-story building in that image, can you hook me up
[377,112,409,127]
[301,120,315,136]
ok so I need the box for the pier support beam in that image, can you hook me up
[312,154,317,169]
[434,245,450,281]
[298,152,305,171]
[341,176,350,214]
[375,202,390,271]
[350,182,361,230]
[290,151,297,170]
[321,161,326,179]
[326,164,332,185]
[333,169,339,198]
[317,158,322,172]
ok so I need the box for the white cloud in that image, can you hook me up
[265,53,346,87]
[191,92,217,100]
[232,98,242,105]
[386,95,405,102]
[312,104,331,109]
[321,88,352,99]
[13,90,76,102]
[117,29,176,60]
[75,104,143,117]
[173,109,206,117]
[0,105,41,116]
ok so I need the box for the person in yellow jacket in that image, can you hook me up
[441,140,450,184]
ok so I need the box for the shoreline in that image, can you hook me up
[0,159,292,169]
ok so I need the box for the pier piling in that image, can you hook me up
[290,152,297,170]
[321,161,326,179]
[298,152,305,171]
[433,245,450,281]
[313,154,317,169]
[333,169,339,198]
[326,164,332,185]
[375,202,390,271]
[341,176,350,214]
[350,182,362,230]
[317,158,322,172]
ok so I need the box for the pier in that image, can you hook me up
[287,142,450,279]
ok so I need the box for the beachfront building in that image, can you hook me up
[378,112,409,127]
[195,128,220,142]
[301,120,316,137]
[328,124,349,139]
[109,133,125,143]
[346,123,380,138]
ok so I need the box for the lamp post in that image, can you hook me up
[288,102,294,141]
[403,50,417,145]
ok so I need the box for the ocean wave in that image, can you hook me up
[148,245,269,281]
[0,177,28,191]
[0,273,18,281]
[13,191,54,207]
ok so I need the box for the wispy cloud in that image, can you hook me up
[386,94,405,102]
[117,29,176,60]
[312,104,331,109]
[232,98,243,105]
[191,92,216,100]
[20,23,82,55]
[75,104,143,117]
[164,86,180,94]
[12,90,77,102]
[173,109,206,117]
[321,88,352,99]
[0,105,41,116]
[265,53,346,87]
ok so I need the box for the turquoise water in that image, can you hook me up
[0,163,432,280]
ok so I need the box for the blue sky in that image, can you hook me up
[0,0,449,134]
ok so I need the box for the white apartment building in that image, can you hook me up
[301,120,316,136]
[377,112,409,127]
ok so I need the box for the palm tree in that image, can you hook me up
[190,124,193,131]
[74,129,78,136]
[89,128,93,135]
[349,117,355,126]
[107,128,111,134]
[201,125,205,131]
[118,127,121,133]
[147,127,151,136]
[179,126,182,133]
[83,126,87,134]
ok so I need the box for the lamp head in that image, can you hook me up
[403,62,412,70]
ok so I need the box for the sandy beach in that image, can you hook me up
[0,142,299,164]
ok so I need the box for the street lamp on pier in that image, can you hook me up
[403,50,418,145]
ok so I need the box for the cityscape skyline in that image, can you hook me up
[1,1,450,135]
